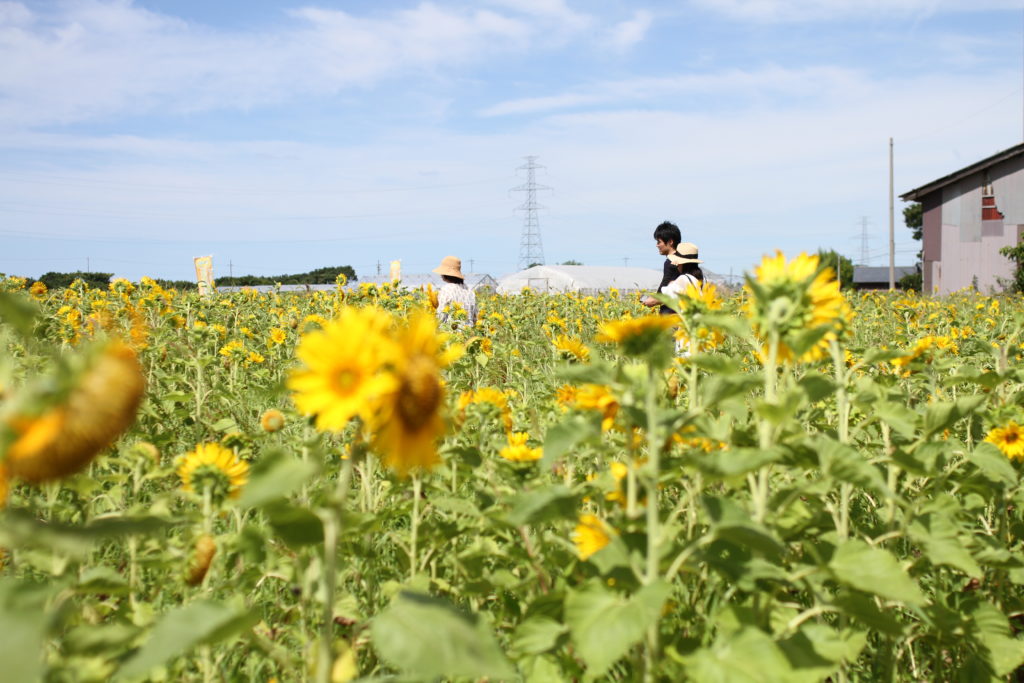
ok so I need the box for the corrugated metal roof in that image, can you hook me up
[900,142,1024,201]
[852,266,917,283]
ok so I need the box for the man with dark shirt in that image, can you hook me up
[642,221,682,314]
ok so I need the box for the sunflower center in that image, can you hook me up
[1006,432,1019,445]
[395,356,442,431]
[332,368,360,395]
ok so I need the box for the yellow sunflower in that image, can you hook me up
[553,334,591,362]
[985,422,1024,461]
[3,341,145,484]
[573,514,612,560]
[288,307,397,432]
[457,387,513,431]
[177,442,249,500]
[744,251,850,363]
[499,432,543,462]
[372,311,463,476]
[574,384,619,431]
[596,315,676,356]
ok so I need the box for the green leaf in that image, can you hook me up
[829,540,926,606]
[511,616,569,655]
[210,417,238,432]
[685,353,741,374]
[831,592,905,636]
[64,622,140,656]
[505,485,578,527]
[703,496,783,558]
[815,437,889,497]
[874,401,918,439]
[694,447,784,479]
[798,374,837,403]
[968,601,1024,676]
[371,591,515,680]
[0,579,50,683]
[922,396,984,438]
[0,510,173,557]
[237,451,319,508]
[910,512,982,578]
[0,291,39,337]
[682,627,814,683]
[116,601,258,681]
[541,414,600,469]
[76,566,129,595]
[564,580,672,677]
[970,443,1018,487]
[264,502,324,548]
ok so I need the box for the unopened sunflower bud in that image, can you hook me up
[129,441,161,464]
[666,372,680,399]
[260,409,286,433]
[186,534,217,586]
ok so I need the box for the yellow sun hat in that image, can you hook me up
[432,255,465,279]
[667,242,702,265]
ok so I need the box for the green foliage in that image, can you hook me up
[904,202,923,241]
[999,240,1024,293]
[3,280,1024,680]
[815,249,853,289]
[217,265,357,287]
[39,270,113,290]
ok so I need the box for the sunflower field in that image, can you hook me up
[2,254,1024,682]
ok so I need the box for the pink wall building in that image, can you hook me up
[901,143,1024,294]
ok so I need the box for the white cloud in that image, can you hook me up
[480,65,867,116]
[0,1,535,127]
[607,10,653,52]
[482,0,593,33]
[690,0,1023,22]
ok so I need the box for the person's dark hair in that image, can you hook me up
[441,274,464,285]
[679,262,704,282]
[653,221,681,248]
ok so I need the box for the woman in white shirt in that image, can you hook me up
[432,255,477,328]
[661,243,704,356]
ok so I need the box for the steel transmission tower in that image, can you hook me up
[512,156,550,270]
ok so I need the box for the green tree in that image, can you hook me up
[560,260,583,265]
[815,249,853,289]
[903,202,922,241]
[999,242,1024,293]
[38,271,112,290]
[217,265,357,287]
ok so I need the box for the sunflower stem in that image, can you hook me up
[643,363,662,683]
[410,474,422,580]
[316,455,353,683]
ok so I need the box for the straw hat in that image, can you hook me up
[432,255,465,279]
[667,242,702,265]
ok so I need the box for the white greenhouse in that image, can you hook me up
[496,265,663,295]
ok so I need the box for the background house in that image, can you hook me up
[852,265,917,290]
[901,142,1024,294]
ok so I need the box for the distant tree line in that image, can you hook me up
[21,266,357,291]
[216,265,357,287]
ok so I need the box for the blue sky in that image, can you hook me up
[2,0,1024,282]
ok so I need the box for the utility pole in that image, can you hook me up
[469,259,475,273]
[376,260,382,276]
[889,137,895,291]
[86,257,90,273]
[229,260,234,279]
[623,257,630,267]
[512,156,550,270]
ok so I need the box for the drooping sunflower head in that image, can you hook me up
[2,340,145,484]
[288,306,397,433]
[744,251,850,363]
[372,311,460,476]
[177,442,249,501]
